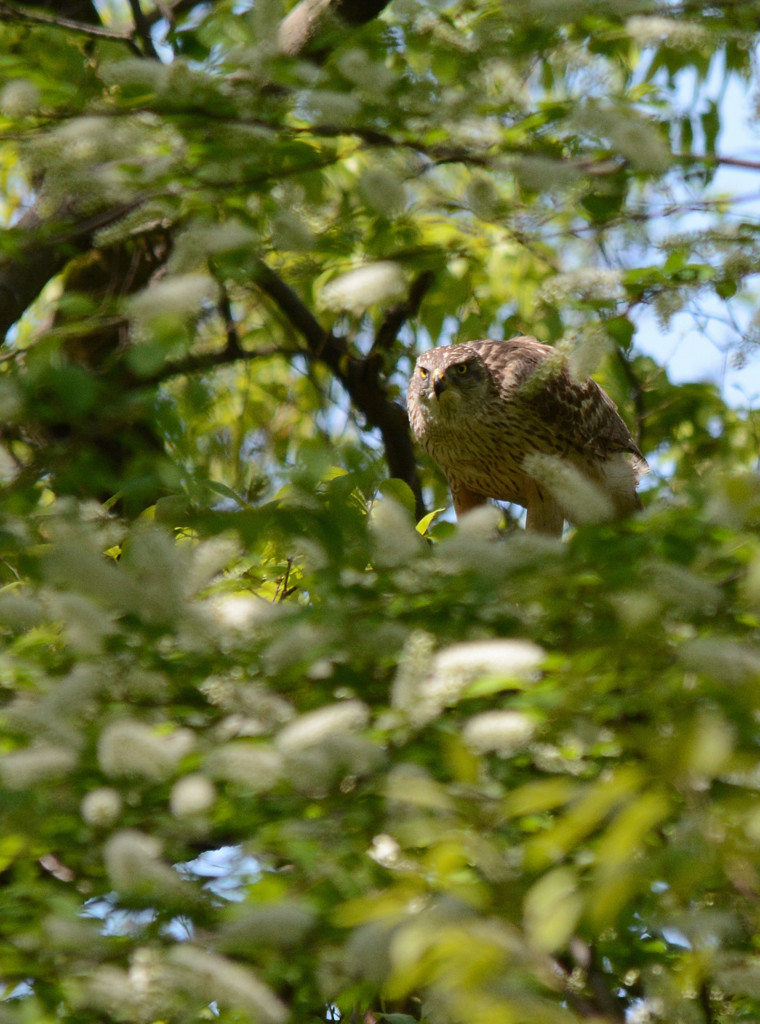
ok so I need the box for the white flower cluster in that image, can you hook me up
[103,829,193,901]
[99,56,172,95]
[274,700,380,794]
[391,630,438,719]
[626,16,711,50]
[81,787,123,826]
[206,592,271,634]
[321,262,407,314]
[168,945,287,1024]
[642,560,720,615]
[463,710,536,757]
[1,79,39,117]
[368,832,403,868]
[479,59,529,108]
[82,959,161,1023]
[97,720,195,781]
[679,637,760,686]
[169,774,216,818]
[128,273,219,325]
[202,678,295,736]
[275,700,370,752]
[608,118,671,174]
[394,638,544,727]
[514,155,581,194]
[27,114,175,215]
[207,742,284,792]
[564,325,613,382]
[537,268,624,307]
[523,452,614,526]
[82,944,286,1024]
[653,288,686,330]
[370,498,423,568]
[0,743,77,789]
[359,168,407,217]
[336,48,397,93]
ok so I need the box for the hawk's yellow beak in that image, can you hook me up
[433,368,447,398]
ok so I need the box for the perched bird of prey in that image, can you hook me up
[407,337,646,536]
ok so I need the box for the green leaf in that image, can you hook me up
[415,507,446,535]
[378,479,416,517]
[715,278,738,299]
[605,316,635,349]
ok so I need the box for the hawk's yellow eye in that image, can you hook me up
[419,367,429,379]
[455,363,469,375]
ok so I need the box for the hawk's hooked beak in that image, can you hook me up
[432,368,447,398]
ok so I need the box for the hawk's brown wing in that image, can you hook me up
[475,337,645,464]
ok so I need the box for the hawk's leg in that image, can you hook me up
[525,484,565,537]
[451,485,488,516]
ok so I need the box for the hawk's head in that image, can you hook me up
[409,347,492,424]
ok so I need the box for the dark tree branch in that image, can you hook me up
[142,344,303,386]
[127,0,160,59]
[374,270,435,354]
[16,0,100,23]
[699,981,716,1024]
[137,262,427,517]
[559,940,627,1023]
[218,284,242,359]
[252,261,426,519]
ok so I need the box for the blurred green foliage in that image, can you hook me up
[1,0,760,1022]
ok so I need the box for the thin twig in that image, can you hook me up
[699,981,715,1024]
[676,152,760,173]
[127,0,160,59]
[144,0,199,25]
[615,340,649,453]
[141,343,302,386]
[0,1,134,42]
[217,283,243,358]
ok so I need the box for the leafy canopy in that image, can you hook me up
[0,1,760,1022]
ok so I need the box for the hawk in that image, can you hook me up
[407,337,647,536]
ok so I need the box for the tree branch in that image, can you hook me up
[139,1,207,30]
[252,261,426,519]
[218,283,242,359]
[142,344,303,386]
[15,0,101,24]
[676,152,760,173]
[0,1,133,41]
[374,270,435,354]
[277,0,390,57]
[559,940,627,1022]
[615,343,648,453]
[0,198,147,341]
[126,0,160,59]
[0,0,418,513]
